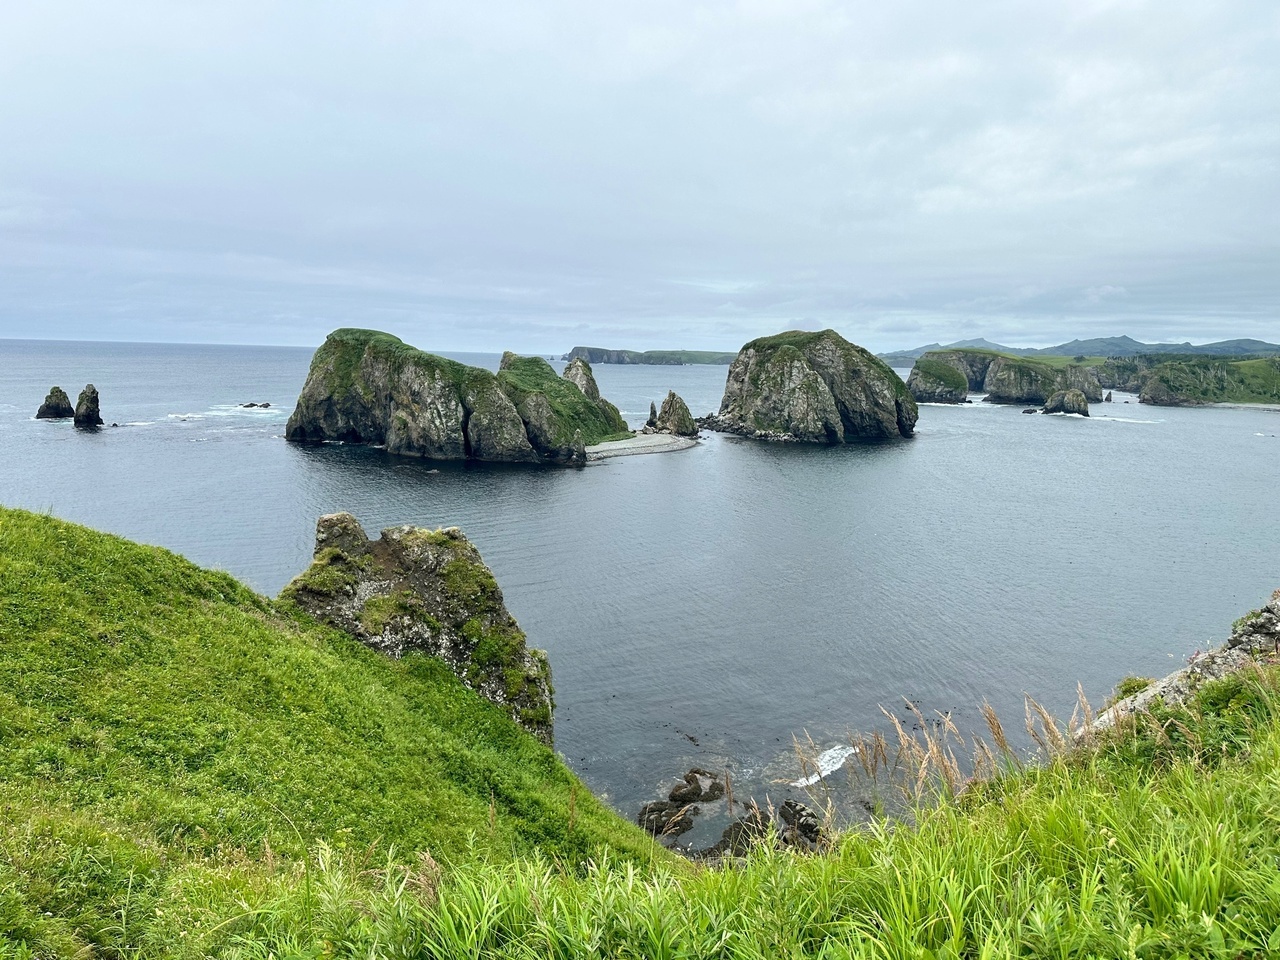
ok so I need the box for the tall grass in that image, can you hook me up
[210,666,1280,959]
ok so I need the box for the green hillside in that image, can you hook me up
[0,507,658,956]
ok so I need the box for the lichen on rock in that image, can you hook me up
[707,329,916,442]
[280,512,554,744]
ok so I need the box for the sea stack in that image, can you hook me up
[285,328,630,464]
[36,386,75,419]
[1042,389,1090,416]
[281,512,555,744]
[706,329,917,442]
[73,385,103,429]
[654,391,698,437]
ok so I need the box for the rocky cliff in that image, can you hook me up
[281,512,554,744]
[707,330,917,441]
[285,329,630,464]
[1042,389,1090,416]
[561,357,630,433]
[74,384,103,429]
[905,358,969,403]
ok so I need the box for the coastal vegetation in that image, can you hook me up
[6,508,1280,955]
[286,329,632,463]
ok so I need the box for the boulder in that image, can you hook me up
[280,512,554,744]
[285,329,628,464]
[709,330,917,442]
[655,390,698,437]
[906,357,969,403]
[36,386,74,419]
[1226,589,1280,655]
[1042,389,1090,416]
[73,385,103,429]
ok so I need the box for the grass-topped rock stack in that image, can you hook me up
[707,329,918,442]
[281,512,554,744]
[905,356,970,403]
[285,328,632,464]
[561,356,630,434]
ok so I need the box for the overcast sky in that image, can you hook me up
[1,1,1276,353]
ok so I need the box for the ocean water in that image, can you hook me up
[3,338,1279,845]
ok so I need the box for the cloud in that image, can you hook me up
[0,0,1276,351]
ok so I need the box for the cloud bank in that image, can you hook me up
[1,1,1276,351]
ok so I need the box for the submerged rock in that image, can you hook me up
[285,329,629,464]
[73,385,103,429]
[655,390,698,437]
[1043,389,1090,416]
[281,512,554,744]
[709,329,917,442]
[36,386,74,419]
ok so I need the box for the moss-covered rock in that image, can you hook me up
[281,512,555,744]
[285,329,629,464]
[73,384,103,429]
[709,330,917,441]
[906,357,969,403]
[35,386,74,419]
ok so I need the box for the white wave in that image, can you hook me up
[791,744,857,787]
[167,413,205,421]
[1097,416,1164,424]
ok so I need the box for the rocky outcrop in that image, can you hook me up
[281,512,554,744]
[646,401,658,428]
[1105,391,1113,402]
[1057,365,1104,402]
[906,357,969,403]
[707,330,917,442]
[1042,389,1090,416]
[73,385,103,429]
[285,329,629,464]
[653,391,698,436]
[36,386,74,419]
[1087,588,1279,736]
[981,358,1061,404]
[561,357,629,435]
[914,350,997,391]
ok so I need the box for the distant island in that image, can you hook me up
[880,334,1280,364]
[904,346,1280,407]
[562,346,738,365]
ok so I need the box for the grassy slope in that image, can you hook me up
[0,508,660,956]
[219,666,1280,959]
[912,357,969,393]
[497,356,631,445]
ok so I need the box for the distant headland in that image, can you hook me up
[561,346,737,366]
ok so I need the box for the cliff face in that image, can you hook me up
[281,513,554,744]
[1043,389,1090,416]
[710,330,917,441]
[906,357,969,403]
[285,329,629,463]
[980,357,1102,404]
[655,390,698,436]
[561,357,630,433]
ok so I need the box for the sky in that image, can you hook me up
[1,1,1277,354]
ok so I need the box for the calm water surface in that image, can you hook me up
[3,338,1279,842]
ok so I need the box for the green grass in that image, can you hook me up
[911,357,969,393]
[7,507,1280,957]
[0,507,662,956]
[1144,356,1280,405]
[313,328,490,403]
[497,356,630,446]
[186,664,1280,958]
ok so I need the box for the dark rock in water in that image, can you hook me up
[779,799,824,851]
[655,390,698,437]
[647,401,658,429]
[280,512,554,744]
[242,402,259,408]
[1022,408,1038,414]
[710,329,917,442]
[36,386,74,419]
[668,770,704,804]
[1042,388,1090,416]
[697,798,827,859]
[73,385,103,429]
[637,800,697,838]
[261,402,270,408]
[1104,391,1113,402]
[286,329,628,465]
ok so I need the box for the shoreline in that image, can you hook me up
[586,433,699,460]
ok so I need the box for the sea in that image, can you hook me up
[3,337,1279,847]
